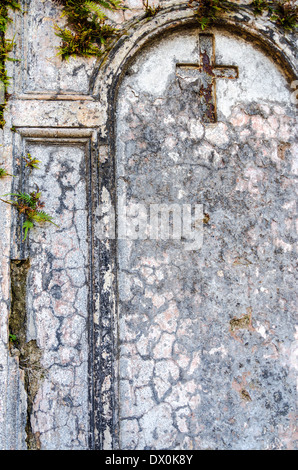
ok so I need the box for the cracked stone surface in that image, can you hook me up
[0,0,297,451]
[116,29,297,450]
[20,0,98,95]
[25,144,89,450]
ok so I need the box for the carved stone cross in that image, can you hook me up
[176,34,238,123]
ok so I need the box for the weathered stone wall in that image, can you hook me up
[0,0,297,450]
[116,27,297,450]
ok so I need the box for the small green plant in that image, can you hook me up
[252,0,270,15]
[143,0,162,18]
[0,1,21,128]
[188,0,297,32]
[189,0,229,30]
[270,1,297,30]
[0,166,14,178]
[53,0,124,60]
[0,189,58,240]
[23,153,41,170]
[9,333,18,343]
[252,0,297,30]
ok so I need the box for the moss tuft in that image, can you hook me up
[52,0,125,60]
[0,1,21,129]
[252,0,297,30]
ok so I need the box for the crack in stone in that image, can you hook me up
[9,259,46,450]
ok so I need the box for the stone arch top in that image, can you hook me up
[90,4,298,450]
[111,4,297,450]
[92,3,297,138]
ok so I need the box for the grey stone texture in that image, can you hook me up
[116,28,297,450]
[25,143,89,449]
[0,0,297,450]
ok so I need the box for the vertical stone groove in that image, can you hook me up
[9,259,45,450]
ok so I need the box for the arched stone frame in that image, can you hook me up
[88,4,297,450]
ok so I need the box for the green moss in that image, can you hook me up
[267,1,297,31]
[189,0,233,30]
[252,0,297,30]
[189,0,297,32]
[252,0,270,15]
[0,1,21,129]
[9,259,30,347]
[53,0,125,60]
